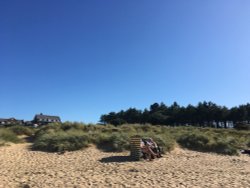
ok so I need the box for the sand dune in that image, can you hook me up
[0,143,249,188]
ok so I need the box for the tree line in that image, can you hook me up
[100,101,250,128]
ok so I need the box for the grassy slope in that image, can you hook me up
[1,123,249,155]
[31,123,250,155]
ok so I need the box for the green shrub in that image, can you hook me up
[234,123,250,130]
[32,123,249,155]
[120,125,137,134]
[33,123,65,139]
[60,122,86,131]
[247,140,250,148]
[109,133,130,151]
[0,139,5,146]
[151,134,175,153]
[0,129,21,144]
[8,126,34,136]
[177,133,210,150]
[33,130,89,152]
[95,132,130,152]
[209,140,238,155]
[94,132,111,144]
[133,124,153,132]
[177,132,239,155]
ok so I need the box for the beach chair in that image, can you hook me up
[130,136,142,161]
[130,136,163,161]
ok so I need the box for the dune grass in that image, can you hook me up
[33,130,89,152]
[2,122,250,155]
[32,123,250,155]
[0,128,21,145]
[32,123,176,153]
[8,125,35,136]
[247,139,250,148]
[177,132,238,155]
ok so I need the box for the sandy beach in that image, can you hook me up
[0,143,249,188]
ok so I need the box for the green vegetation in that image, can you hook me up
[100,101,250,127]
[8,126,35,136]
[177,132,238,155]
[0,128,21,145]
[31,123,250,155]
[1,122,250,156]
[234,122,250,130]
[33,129,89,152]
[32,123,176,153]
[247,139,250,148]
[95,132,130,152]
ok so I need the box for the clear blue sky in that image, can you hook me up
[1,1,250,123]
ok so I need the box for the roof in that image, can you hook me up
[0,118,23,124]
[0,118,8,122]
[34,113,61,121]
[0,118,22,121]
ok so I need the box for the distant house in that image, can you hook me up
[0,118,24,126]
[33,113,61,125]
[24,121,33,126]
[0,118,8,125]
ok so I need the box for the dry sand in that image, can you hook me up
[0,143,249,188]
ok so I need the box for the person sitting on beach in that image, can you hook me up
[140,139,157,161]
[146,138,162,158]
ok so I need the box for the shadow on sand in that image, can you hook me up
[99,155,134,163]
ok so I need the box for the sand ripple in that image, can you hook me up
[0,143,249,188]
